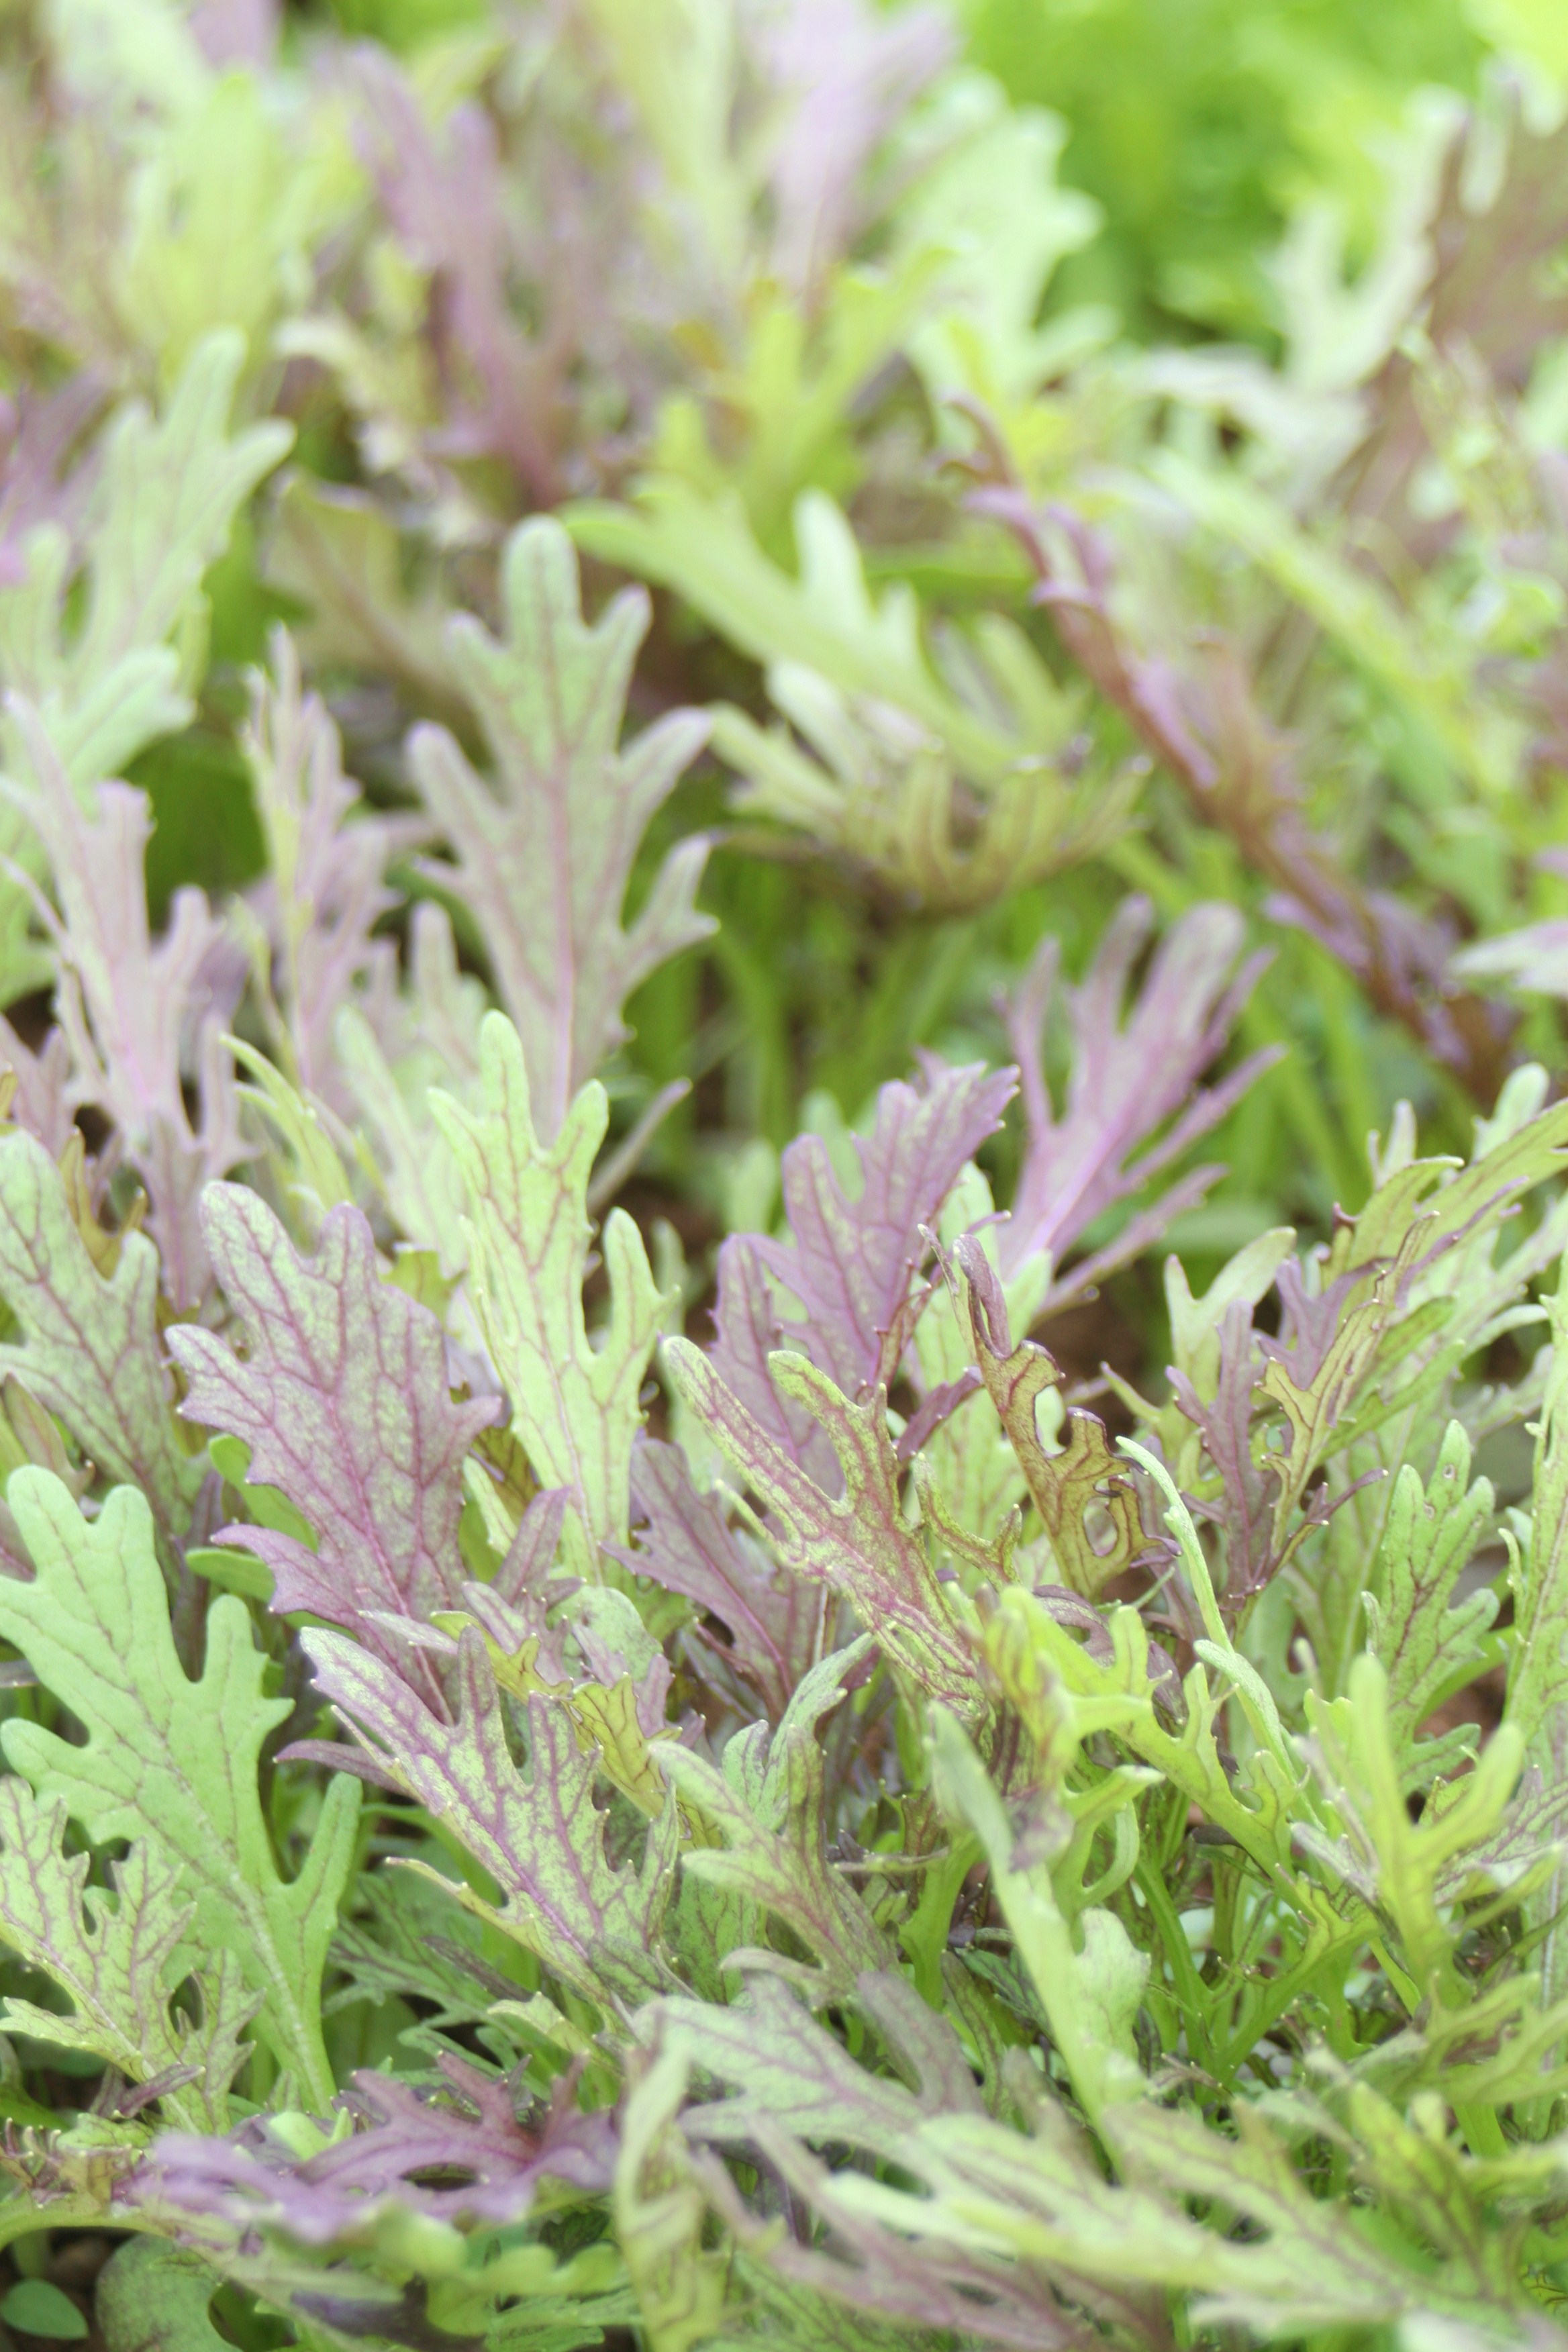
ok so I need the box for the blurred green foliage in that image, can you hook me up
[964,0,1489,334]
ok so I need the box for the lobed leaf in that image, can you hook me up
[432,1012,666,1583]
[411,517,712,1141]
[139,2054,616,2243]
[999,893,1276,1291]
[667,1338,981,1717]
[171,1183,498,1687]
[0,1779,254,2131]
[0,1127,204,1544]
[0,1472,356,2106]
[300,1624,675,2005]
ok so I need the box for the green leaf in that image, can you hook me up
[710,660,1126,912]
[659,1640,893,1996]
[928,1707,1147,2122]
[1301,1655,1540,2006]
[94,2240,226,2352]
[1367,1422,1501,1767]
[301,1624,673,2005]
[262,474,456,712]
[0,1473,356,2106]
[951,1233,1140,1596]
[410,516,712,1139]
[614,2045,730,2352]
[913,1165,1050,1545]
[0,1779,255,2130]
[183,1545,275,1603]
[432,1014,667,1583]
[1510,1250,1568,1763]
[0,1129,205,1543]
[0,2280,87,2341]
[0,332,292,791]
[569,487,1021,783]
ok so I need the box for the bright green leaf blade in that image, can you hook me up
[0,1472,356,2106]
[0,1779,254,2130]
[432,1014,666,1583]
[0,2279,88,2341]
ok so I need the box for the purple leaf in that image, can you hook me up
[761,1,953,298]
[346,51,569,506]
[1170,1300,1277,1618]
[410,518,712,1139]
[242,632,427,1102]
[611,1437,814,1720]
[0,1019,75,1159]
[759,1059,1016,1397]
[492,1483,571,1611]
[189,0,277,66]
[894,1367,983,1464]
[0,374,104,591]
[13,732,246,1308]
[136,2054,614,2239]
[297,1626,675,2002]
[709,1059,1014,1476]
[169,1187,498,1694]
[981,490,1512,1105]
[999,895,1274,1286]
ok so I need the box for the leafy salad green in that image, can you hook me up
[0,0,1564,2345]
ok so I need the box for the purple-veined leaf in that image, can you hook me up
[430,1012,666,1583]
[999,895,1274,1291]
[411,518,712,1141]
[169,1185,499,1696]
[0,1779,256,2132]
[242,630,426,1103]
[0,1126,204,1542]
[1,332,292,793]
[136,2053,615,2241]
[297,1624,675,2004]
[11,723,245,1310]
[709,1057,1014,1477]
[611,1437,815,1720]
[659,1651,893,1996]
[666,1338,981,1718]
[663,1965,977,2153]
[656,1971,1104,2349]
[335,901,487,1276]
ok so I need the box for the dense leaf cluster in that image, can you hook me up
[0,1,1567,2346]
